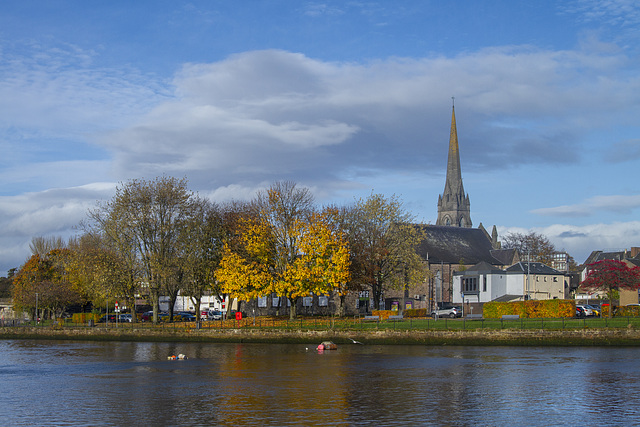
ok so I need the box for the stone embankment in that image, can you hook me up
[2,326,640,346]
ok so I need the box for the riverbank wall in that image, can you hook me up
[2,326,640,346]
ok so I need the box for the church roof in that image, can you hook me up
[417,225,503,265]
[490,248,519,266]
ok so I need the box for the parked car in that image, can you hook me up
[140,311,153,322]
[431,306,462,318]
[208,310,223,320]
[118,313,133,322]
[576,306,586,318]
[577,305,593,317]
[176,313,196,322]
[98,314,117,323]
[586,305,600,317]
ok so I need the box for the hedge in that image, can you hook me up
[483,299,575,318]
[403,308,428,318]
[71,313,102,324]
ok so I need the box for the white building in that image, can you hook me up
[453,261,566,305]
[159,292,228,312]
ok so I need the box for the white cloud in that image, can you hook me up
[3,42,640,275]
[0,183,116,273]
[532,195,640,217]
[86,46,640,192]
[499,221,640,264]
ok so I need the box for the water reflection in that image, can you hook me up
[2,340,640,426]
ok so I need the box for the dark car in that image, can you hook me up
[98,314,117,323]
[140,311,153,322]
[176,312,196,322]
[576,306,586,318]
[118,314,133,322]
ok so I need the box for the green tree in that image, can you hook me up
[0,268,15,298]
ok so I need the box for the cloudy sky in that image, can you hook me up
[1,0,640,275]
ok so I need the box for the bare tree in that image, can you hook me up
[501,231,559,266]
[171,197,226,320]
[29,236,66,256]
[85,176,197,323]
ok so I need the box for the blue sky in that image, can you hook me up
[1,0,640,275]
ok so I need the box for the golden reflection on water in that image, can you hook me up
[3,341,640,426]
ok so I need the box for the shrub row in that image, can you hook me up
[483,299,575,318]
[72,313,102,323]
[403,308,428,318]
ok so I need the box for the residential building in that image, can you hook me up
[452,261,566,314]
[577,247,640,301]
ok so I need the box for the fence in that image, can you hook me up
[4,315,640,332]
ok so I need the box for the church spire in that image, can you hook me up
[436,102,472,227]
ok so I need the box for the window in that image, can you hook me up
[483,275,487,292]
[258,296,267,308]
[303,297,313,307]
[319,296,328,307]
[463,277,478,293]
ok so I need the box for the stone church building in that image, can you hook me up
[383,105,518,313]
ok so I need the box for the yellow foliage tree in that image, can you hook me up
[217,217,275,302]
[216,208,350,319]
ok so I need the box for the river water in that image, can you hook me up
[1,340,640,426]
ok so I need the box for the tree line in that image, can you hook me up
[10,177,426,322]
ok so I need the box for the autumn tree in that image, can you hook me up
[342,193,426,310]
[579,259,640,318]
[254,181,315,317]
[67,233,138,318]
[12,249,83,320]
[217,182,350,319]
[85,176,198,323]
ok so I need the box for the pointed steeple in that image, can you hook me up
[436,101,472,227]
